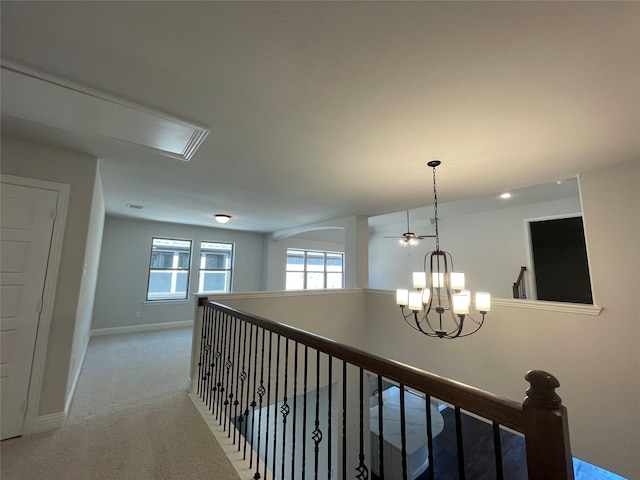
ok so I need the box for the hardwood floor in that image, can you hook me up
[374,407,624,480]
[423,407,526,480]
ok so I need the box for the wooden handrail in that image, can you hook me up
[200,298,524,432]
[513,266,527,299]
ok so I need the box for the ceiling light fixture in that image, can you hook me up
[500,192,512,199]
[395,160,490,339]
[214,214,232,224]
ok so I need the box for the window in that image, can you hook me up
[286,249,344,290]
[198,241,234,293]
[147,238,192,301]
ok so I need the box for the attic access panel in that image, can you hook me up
[1,61,209,161]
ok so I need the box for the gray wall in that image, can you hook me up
[92,216,266,330]
[0,136,100,417]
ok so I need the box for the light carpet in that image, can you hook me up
[1,328,240,480]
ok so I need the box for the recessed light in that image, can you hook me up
[214,214,232,224]
[126,203,145,209]
[500,193,512,199]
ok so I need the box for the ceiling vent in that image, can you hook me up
[0,60,209,161]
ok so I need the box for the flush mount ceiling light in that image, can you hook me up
[500,192,512,199]
[214,214,232,224]
[395,160,491,339]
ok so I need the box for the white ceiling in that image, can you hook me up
[1,2,638,234]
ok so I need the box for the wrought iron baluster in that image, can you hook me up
[242,323,254,459]
[291,341,299,480]
[199,305,210,402]
[201,306,210,405]
[312,350,322,480]
[355,367,369,480]
[342,362,347,480]
[197,304,208,397]
[327,355,332,480]
[210,308,223,411]
[281,338,290,480]
[399,384,408,480]
[216,312,229,421]
[425,394,435,480]
[272,334,281,477]
[377,375,385,480]
[254,328,266,480]
[264,331,274,480]
[302,345,309,480]
[454,406,466,480]
[236,319,248,450]
[492,421,504,480]
[224,315,238,433]
[249,325,261,470]
[230,316,243,440]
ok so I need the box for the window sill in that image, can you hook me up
[492,298,602,316]
[144,299,191,306]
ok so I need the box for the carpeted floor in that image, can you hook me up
[1,328,241,480]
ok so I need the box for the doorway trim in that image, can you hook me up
[1,174,70,435]
[523,211,583,302]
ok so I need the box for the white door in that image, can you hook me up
[1,183,58,440]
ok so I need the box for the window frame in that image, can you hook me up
[285,248,344,290]
[197,241,235,293]
[146,237,193,301]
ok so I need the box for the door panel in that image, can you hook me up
[0,183,58,440]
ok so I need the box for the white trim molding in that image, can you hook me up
[91,320,193,337]
[196,288,361,303]
[1,59,209,162]
[492,298,602,315]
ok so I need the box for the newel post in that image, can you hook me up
[523,370,574,480]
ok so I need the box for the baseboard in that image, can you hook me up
[31,411,66,434]
[91,320,193,337]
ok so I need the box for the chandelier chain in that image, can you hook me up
[432,164,440,251]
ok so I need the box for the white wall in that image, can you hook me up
[369,197,582,298]
[92,216,266,330]
[206,290,367,350]
[363,160,640,479]
[0,136,99,417]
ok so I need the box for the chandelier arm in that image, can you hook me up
[399,308,440,337]
[463,314,483,327]
[400,307,426,332]
[451,315,486,338]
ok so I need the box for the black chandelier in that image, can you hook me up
[395,160,490,339]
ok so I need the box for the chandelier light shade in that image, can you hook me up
[396,160,490,339]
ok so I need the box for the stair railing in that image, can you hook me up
[513,266,528,299]
[194,298,573,480]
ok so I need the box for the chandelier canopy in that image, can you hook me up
[395,160,490,339]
